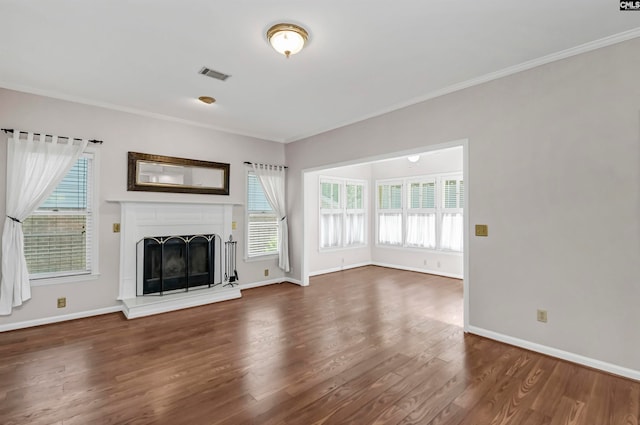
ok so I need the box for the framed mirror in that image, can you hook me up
[127,152,230,195]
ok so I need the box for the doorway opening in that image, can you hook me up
[301,139,469,330]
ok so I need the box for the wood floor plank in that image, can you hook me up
[0,266,637,425]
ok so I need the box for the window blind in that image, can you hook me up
[23,155,94,277]
[247,172,278,257]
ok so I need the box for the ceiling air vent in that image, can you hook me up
[198,67,230,81]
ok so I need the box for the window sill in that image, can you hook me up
[244,254,278,263]
[319,244,368,253]
[30,273,100,287]
[374,244,463,256]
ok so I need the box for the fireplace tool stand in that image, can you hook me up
[224,235,239,287]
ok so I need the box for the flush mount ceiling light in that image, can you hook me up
[267,23,309,58]
[198,96,216,104]
[407,155,420,163]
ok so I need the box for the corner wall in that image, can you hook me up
[286,38,640,375]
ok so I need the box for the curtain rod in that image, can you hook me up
[2,128,103,144]
[244,161,287,169]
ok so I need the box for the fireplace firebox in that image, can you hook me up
[136,234,222,295]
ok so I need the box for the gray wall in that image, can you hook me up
[0,88,285,326]
[286,38,640,372]
[1,37,638,376]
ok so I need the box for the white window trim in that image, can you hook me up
[29,147,101,286]
[375,172,463,252]
[319,176,368,251]
[245,170,279,260]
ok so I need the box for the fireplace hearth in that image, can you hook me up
[137,234,222,296]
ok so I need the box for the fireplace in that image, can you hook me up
[137,234,222,295]
[115,201,234,303]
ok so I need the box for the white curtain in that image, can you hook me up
[378,212,402,245]
[441,213,464,252]
[251,163,290,272]
[320,212,342,248]
[345,212,365,246]
[406,213,436,249]
[1,132,87,315]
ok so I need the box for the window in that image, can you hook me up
[377,181,403,245]
[247,172,278,258]
[320,179,342,248]
[376,174,463,252]
[22,151,98,280]
[441,177,464,251]
[406,180,436,249]
[345,182,365,246]
[319,178,367,249]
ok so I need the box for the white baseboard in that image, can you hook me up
[0,278,286,330]
[308,262,371,277]
[372,262,463,280]
[467,325,640,382]
[0,306,122,332]
[286,278,305,286]
[238,278,284,290]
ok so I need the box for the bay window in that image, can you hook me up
[376,173,463,252]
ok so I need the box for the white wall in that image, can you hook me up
[305,163,372,275]
[0,88,285,326]
[286,38,640,374]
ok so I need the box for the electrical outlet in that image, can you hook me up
[475,224,488,237]
[57,297,66,308]
[113,223,121,233]
[537,309,548,323]
[232,221,237,230]
[264,269,269,277]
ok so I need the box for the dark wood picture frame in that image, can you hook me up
[127,152,230,195]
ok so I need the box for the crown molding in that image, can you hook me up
[285,28,640,143]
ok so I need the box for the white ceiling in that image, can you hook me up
[1,1,638,143]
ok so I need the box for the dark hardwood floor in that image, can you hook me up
[0,266,637,424]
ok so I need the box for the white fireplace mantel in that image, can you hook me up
[110,200,239,318]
